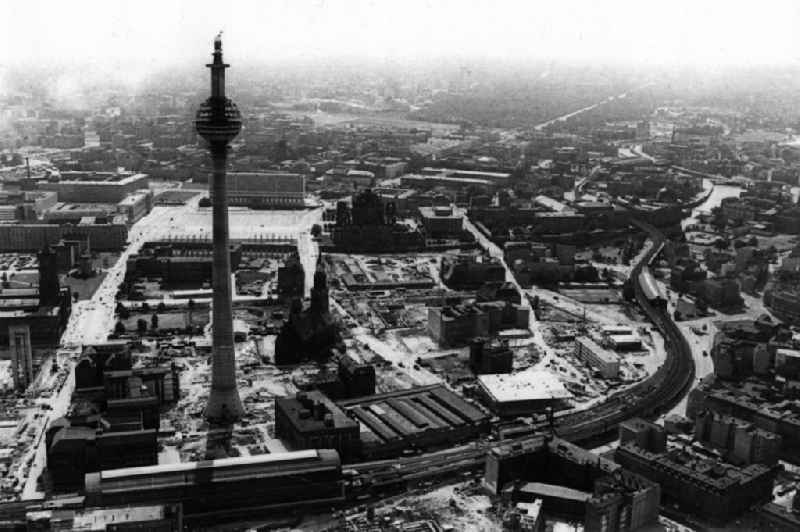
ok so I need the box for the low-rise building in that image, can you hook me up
[39,172,149,203]
[338,354,376,398]
[687,380,800,451]
[470,337,513,374]
[224,172,305,209]
[607,334,642,351]
[574,337,619,378]
[618,418,667,454]
[476,370,572,416]
[336,385,489,459]
[46,420,158,491]
[275,390,361,461]
[615,438,779,524]
[485,436,660,532]
[764,286,800,325]
[694,410,781,465]
[25,503,183,531]
[115,189,153,223]
[699,278,743,310]
[400,173,496,193]
[420,167,511,186]
[418,206,463,238]
[428,301,529,347]
[0,220,128,251]
[441,253,506,289]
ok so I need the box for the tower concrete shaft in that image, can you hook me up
[205,145,244,423]
[196,34,244,423]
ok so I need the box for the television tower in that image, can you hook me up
[195,33,244,423]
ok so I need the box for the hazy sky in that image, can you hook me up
[3,0,800,69]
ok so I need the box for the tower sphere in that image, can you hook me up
[195,98,242,146]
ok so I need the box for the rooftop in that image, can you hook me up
[48,203,116,212]
[276,390,357,433]
[608,334,641,344]
[418,206,462,219]
[402,173,495,187]
[99,449,320,480]
[53,172,148,185]
[533,195,569,213]
[576,336,618,363]
[517,481,591,502]
[477,370,572,403]
[421,167,511,179]
[72,505,168,530]
[27,504,172,531]
[117,191,151,206]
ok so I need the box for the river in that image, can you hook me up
[682,180,743,229]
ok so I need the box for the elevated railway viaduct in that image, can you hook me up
[351,218,696,496]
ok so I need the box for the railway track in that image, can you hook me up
[350,218,696,494]
[550,219,695,443]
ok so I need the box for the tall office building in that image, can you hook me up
[194,34,245,423]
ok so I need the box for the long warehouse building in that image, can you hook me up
[84,450,344,520]
[337,384,490,459]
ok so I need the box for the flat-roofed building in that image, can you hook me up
[533,195,569,213]
[274,390,360,461]
[44,203,118,223]
[338,354,376,397]
[418,206,464,238]
[601,326,633,336]
[116,189,153,223]
[575,336,619,378]
[515,499,545,532]
[0,205,16,221]
[476,370,572,416]
[0,190,58,221]
[84,450,344,520]
[322,168,375,188]
[694,410,782,465]
[616,437,779,523]
[428,304,489,347]
[0,248,72,352]
[775,348,800,377]
[373,187,416,216]
[608,334,642,351]
[427,301,529,347]
[40,172,149,203]
[401,173,496,193]
[224,172,305,209]
[420,167,511,186]
[485,436,661,531]
[25,503,183,531]
[46,421,158,491]
[0,221,128,252]
[441,253,506,290]
[533,212,586,234]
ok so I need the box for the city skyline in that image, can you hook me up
[3,3,800,530]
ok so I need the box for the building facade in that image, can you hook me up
[574,337,619,378]
[224,172,305,209]
[40,172,149,203]
[274,390,361,461]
